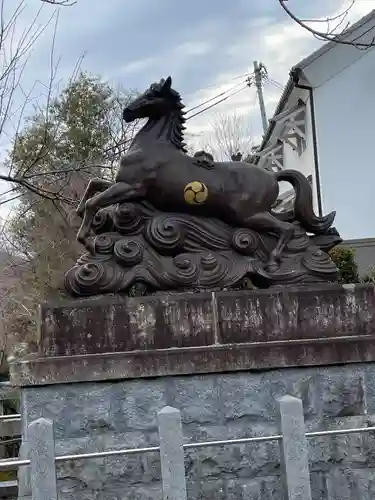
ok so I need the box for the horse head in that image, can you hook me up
[123,76,184,122]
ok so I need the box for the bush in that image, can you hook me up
[329,247,359,284]
[362,266,375,284]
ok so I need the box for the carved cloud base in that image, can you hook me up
[65,201,342,297]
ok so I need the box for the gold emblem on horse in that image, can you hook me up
[184,181,208,204]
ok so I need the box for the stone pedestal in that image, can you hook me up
[12,284,375,500]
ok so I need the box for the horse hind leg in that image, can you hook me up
[77,181,145,253]
[76,178,114,217]
[243,211,295,270]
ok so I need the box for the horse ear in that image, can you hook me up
[161,76,172,92]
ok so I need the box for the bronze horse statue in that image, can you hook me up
[77,76,335,269]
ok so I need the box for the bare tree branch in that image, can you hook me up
[0,1,67,205]
[200,112,253,162]
[0,172,74,203]
[41,0,77,5]
[0,2,136,209]
[0,2,90,210]
[279,0,375,49]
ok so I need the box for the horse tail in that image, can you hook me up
[275,170,335,234]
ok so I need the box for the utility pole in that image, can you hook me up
[253,61,268,136]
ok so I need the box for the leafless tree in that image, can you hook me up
[100,85,141,179]
[199,112,253,162]
[0,2,84,357]
[279,0,375,49]
[0,0,78,211]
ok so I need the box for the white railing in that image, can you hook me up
[2,395,375,500]
[0,382,20,498]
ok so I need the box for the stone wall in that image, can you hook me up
[13,283,375,500]
[19,363,375,500]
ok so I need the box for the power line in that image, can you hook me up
[182,71,253,97]
[186,85,248,120]
[265,77,284,90]
[185,79,249,115]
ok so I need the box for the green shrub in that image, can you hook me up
[329,247,359,284]
[0,470,16,481]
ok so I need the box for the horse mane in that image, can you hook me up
[163,87,188,154]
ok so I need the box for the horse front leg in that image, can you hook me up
[243,211,295,271]
[77,181,145,253]
[76,178,114,217]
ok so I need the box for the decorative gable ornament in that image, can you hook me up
[271,99,307,156]
[255,139,284,171]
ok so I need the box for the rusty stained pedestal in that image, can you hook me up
[10,283,375,387]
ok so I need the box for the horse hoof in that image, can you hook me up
[87,242,96,254]
[80,238,96,255]
[76,206,84,217]
[77,234,90,251]
[266,262,279,273]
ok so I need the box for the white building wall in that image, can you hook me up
[313,49,375,239]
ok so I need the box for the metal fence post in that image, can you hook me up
[28,417,58,500]
[277,395,312,500]
[157,406,187,500]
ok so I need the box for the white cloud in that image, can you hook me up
[120,40,213,80]
[120,57,156,75]
[175,41,212,57]
[185,0,375,152]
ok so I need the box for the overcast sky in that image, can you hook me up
[1,0,374,231]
